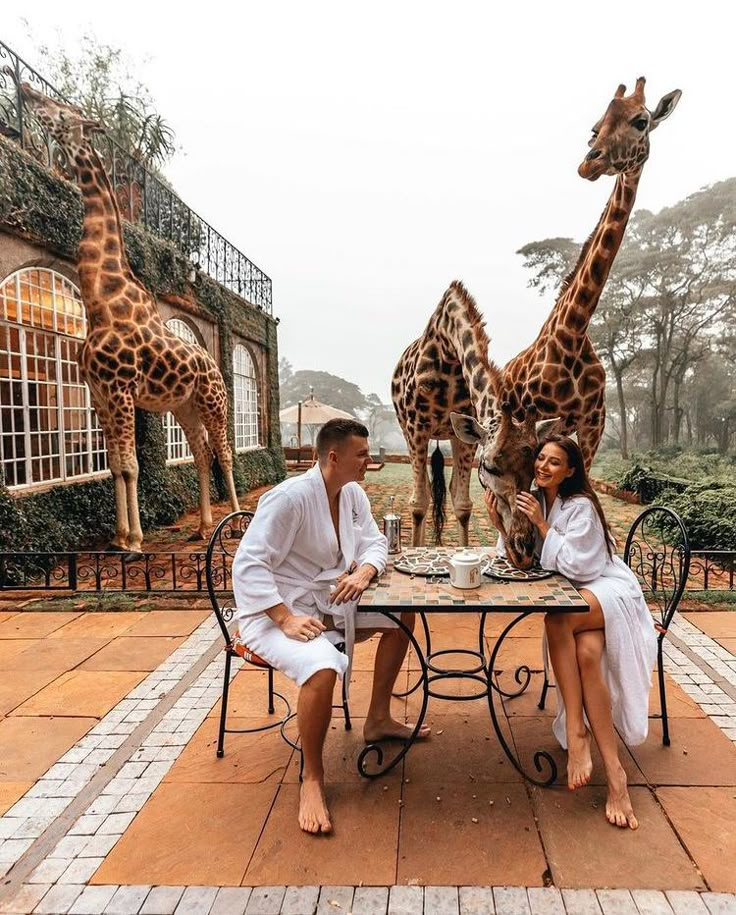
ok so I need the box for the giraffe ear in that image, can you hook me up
[649,90,681,130]
[450,412,485,445]
[535,418,560,442]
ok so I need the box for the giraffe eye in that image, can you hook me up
[632,118,648,131]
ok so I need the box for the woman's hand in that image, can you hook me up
[484,490,505,532]
[516,491,545,527]
[280,613,326,642]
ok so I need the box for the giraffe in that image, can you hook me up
[394,78,680,567]
[392,281,546,567]
[497,77,681,468]
[19,82,240,553]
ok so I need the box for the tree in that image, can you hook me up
[278,358,293,387]
[34,31,177,168]
[279,370,367,415]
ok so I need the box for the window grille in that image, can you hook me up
[233,343,260,450]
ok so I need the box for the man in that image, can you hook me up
[232,418,428,835]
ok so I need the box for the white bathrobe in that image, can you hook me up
[232,465,388,687]
[498,492,657,747]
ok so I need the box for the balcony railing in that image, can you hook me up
[0,39,272,313]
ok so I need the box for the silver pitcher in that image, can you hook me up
[383,496,402,554]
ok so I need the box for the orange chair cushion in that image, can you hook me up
[230,638,270,668]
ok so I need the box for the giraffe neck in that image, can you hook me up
[437,283,500,428]
[551,169,642,345]
[71,142,154,329]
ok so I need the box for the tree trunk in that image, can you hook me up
[613,368,629,459]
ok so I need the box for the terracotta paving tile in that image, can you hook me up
[0,716,96,781]
[681,611,736,639]
[0,611,19,625]
[245,781,400,886]
[0,781,33,814]
[352,634,411,672]
[402,712,522,785]
[502,672,558,718]
[79,636,185,671]
[507,715,645,787]
[483,613,546,638]
[0,611,82,639]
[657,787,736,893]
[649,680,705,719]
[336,669,407,721]
[207,668,298,722]
[485,636,545,673]
[397,781,546,886]
[532,785,704,890]
[0,669,64,716]
[92,782,275,886]
[166,717,294,785]
[716,637,736,656]
[628,717,736,786]
[122,609,209,637]
[5,637,110,671]
[11,669,145,718]
[47,612,144,640]
[0,639,39,666]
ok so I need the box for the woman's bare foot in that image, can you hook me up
[605,766,638,829]
[566,728,593,790]
[299,779,332,835]
[363,717,431,743]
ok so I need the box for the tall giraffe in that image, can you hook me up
[19,82,240,553]
[498,78,680,467]
[392,282,545,566]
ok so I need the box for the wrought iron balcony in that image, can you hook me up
[0,39,272,313]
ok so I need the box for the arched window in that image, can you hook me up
[0,268,107,489]
[233,343,260,450]
[163,318,201,463]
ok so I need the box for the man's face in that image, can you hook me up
[332,435,372,483]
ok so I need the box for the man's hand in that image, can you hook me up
[279,613,327,642]
[330,562,376,606]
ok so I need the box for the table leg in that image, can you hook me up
[485,612,558,787]
[392,611,431,698]
[357,610,430,779]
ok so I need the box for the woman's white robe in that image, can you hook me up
[232,465,388,687]
[498,493,657,747]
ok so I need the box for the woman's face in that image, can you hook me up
[534,443,575,490]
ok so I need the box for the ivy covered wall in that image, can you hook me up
[0,137,286,555]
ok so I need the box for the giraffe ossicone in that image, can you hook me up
[19,81,241,553]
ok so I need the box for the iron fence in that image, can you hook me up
[0,39,272,312]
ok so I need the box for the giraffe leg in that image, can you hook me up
[90,395,130,551]
[175,403,216,540]
[449,437,476,547]
[113,395,144,555]
[196,392,240,514]
[408,437,430,546]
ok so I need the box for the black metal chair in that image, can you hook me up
[205,509,351,760]
[538,505,690,746]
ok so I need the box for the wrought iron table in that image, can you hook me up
[356,547,588,786]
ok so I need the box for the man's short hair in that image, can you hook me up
[315,418,369,459]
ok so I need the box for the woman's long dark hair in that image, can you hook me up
[536,434,614,559]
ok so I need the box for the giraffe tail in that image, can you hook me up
[430,441,446,546]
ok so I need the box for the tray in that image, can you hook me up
[483,556,554,581]
[393,547,491,577]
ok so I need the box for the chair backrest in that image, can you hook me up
[623,506,691,633]
[205,510,255,644]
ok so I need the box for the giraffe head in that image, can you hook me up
[451,403,548,569]
[579,77,681,181]
[19,82,102,157]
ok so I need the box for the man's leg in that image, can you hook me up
[298,667,337,834]
[364,612,431,742]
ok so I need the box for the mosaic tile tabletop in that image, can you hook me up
[359,548,588,612]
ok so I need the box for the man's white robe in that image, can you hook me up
[498,492,657,747]
[232,465,388,687]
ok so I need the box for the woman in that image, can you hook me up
[485,434,656,830]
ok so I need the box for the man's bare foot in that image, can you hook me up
[566,728,593,790]
[605,766,638,829]
[299,779,332,835]
[363,717,431,743]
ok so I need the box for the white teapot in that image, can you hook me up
[447,549,482,590]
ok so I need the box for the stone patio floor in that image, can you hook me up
[1,473,736,913]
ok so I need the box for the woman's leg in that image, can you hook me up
[544,611,594,789]
[575,628,638,830]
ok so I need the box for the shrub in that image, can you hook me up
[654,482,736,551]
